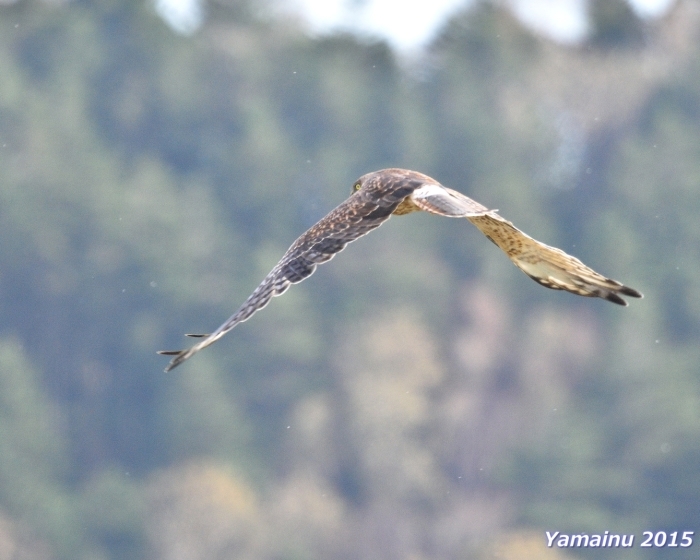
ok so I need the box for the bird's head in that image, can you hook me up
[350,168,433,216]
[350,168,433,194]
[349,169,388,194]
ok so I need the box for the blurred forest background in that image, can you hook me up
[0,0,698,558]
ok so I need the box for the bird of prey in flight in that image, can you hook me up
[159,168,641,371]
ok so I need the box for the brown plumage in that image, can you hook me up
[159,168,641,371]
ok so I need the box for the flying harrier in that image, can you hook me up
[159,168,641,371]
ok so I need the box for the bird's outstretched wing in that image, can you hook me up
[468,212,642,304]
[158,179,424,372]
[411,187,642,305]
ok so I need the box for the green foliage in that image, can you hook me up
[77,469,147,560]
[589,0,645,49]
[0,0,697,558]
[0,338,75,549]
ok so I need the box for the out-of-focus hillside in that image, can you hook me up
[0,0,697,558]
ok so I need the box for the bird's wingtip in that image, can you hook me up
[619,285,643,299]
[157,349,189,372]
[604,292,628,306]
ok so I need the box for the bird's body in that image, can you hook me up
[159,169,641,371]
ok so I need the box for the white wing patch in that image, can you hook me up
[410,184,490,217]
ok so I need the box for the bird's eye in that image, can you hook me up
[352,182,361,192]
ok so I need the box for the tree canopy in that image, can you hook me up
[0,0,696,558]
